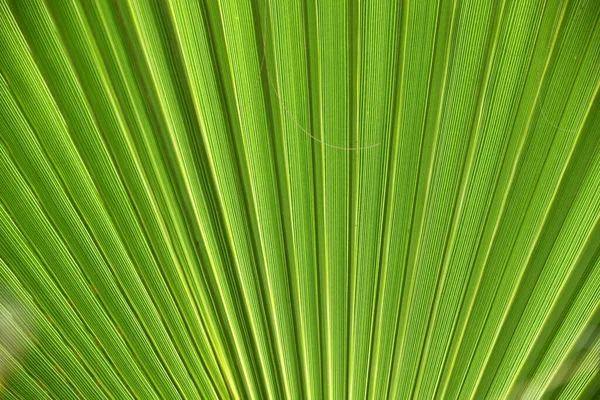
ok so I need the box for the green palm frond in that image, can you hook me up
[1,0,599,399]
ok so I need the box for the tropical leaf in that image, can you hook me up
[0,0,599,399]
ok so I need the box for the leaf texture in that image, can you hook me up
[0,0,599,399]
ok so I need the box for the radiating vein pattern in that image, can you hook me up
[0,0,599,399]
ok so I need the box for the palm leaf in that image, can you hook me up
[0,0,599,398]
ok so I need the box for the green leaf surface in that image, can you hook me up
[1,0,599,398]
